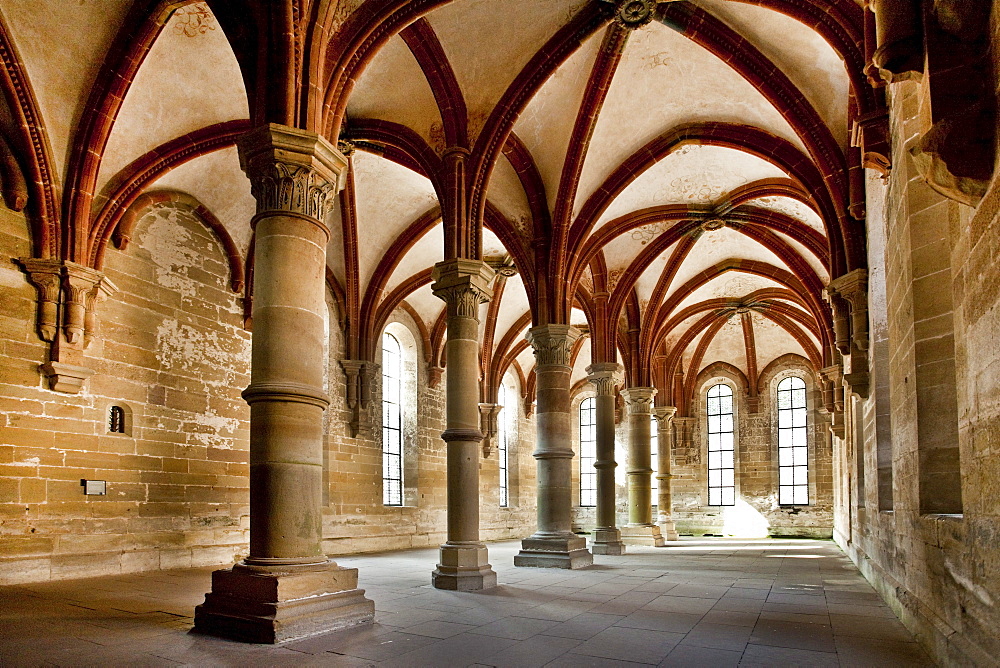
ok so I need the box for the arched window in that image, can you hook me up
[707,384,735,506]
[382,332,403,506]
[498,383,510,508]
[650,414,659,502]
[109,406,126,434]
[579,397,596,507]
[777,376,809,505]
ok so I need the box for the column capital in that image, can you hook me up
[238,123,348,225]
[622,387,657,415]
[654,405,677,425]
[586,362,623,396]
[527,324,581,367]
[431,259,495,319]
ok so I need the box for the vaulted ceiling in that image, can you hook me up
[0,0,874,415]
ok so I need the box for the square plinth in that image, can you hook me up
[193,562,374,643]
[515,534,593,569]
[621,525,666,547]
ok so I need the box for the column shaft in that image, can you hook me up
[194,124,373,643]
[621,387,664,546]
[655,406,679,541]
[587,363,624,555]
[431,260,497,590]
[515,325,593,568]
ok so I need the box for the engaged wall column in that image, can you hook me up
[515,325,593,568]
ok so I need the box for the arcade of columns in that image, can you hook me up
[187,124,684,642]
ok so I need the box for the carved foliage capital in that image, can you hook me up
[622,387,657,415]
[527,324,581,367]
[238,124,347,223]
[654,405,677,427]
[586,362,623,396]
[432,260,495,319]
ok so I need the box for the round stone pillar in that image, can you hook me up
[515,325,593,569]
[430,259,498,590]
[620,387,664,547]
[654,405,679,541]
[194,124,373,643]
[586,363,625,555]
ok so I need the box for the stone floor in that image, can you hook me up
[0,538,935,667]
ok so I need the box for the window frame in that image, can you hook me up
[579,396,597,507]
[497,383,510,508]
[381,331,404,507]
[777,375,810,506]
[706,383,736,507]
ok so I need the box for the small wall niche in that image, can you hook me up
[107,403,133,436]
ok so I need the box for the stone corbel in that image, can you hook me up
[340,359,374,437]
[829,269,869,353]
[61,263,104,346]
[852,111,892,176]
[823,287,852,357]
[672,416,697,465]
[18,258,62,342]
[746,394,761,414]
[84,277,119,349]
[478,403,501,458]
[820,365,846,438]
[427,364,444,389]
[869,0,924,83]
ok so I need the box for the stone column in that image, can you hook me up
[620,387,664,546]
[586,363,625,555]
[654,406,679,541]
[431,259,498,590]
[194,124,373,643]
[515,325,593,568]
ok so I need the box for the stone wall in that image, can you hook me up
[0,203,251,584]
[834,63,1000,663]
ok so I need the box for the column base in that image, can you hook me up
[514,533,593,569]
[193,560,374,644]
[621,524,666,547]
[658,519,680,542]
[590,527,626,555]
[431,542,497,591]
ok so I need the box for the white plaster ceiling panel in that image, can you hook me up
[570,307,589,329]
[351,151,438,290]
[493,274,530,351]
[346,34,442,146]
[746,196,825,234]
[98,6,248,194]
[772,231,829,284]
[661,312,706,351]
[699,315,749,377]
[692,0,850,148]
[150,146,254,254]
[402,283,443,330]
[667,227,787,297]
[513,31,602,215]
[595,145,788,231]
[670,273,787,318]
[426,0,583,141]
[633,251,675,306]
[482,227,508,259]
[748,311,810,370]
[487,156,532,238]
[0,0,132,178]
[571,336,592,387]
[384,222,442,299]
[600,227,680,278]
[515,342,535,378]
[575,22,804,219]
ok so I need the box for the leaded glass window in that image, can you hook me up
[579,397,596,507]
[650,414,659,502]
[498,383,509,508]
[707,384,735,506]
[778,376,809,505]
[382,332,403,506]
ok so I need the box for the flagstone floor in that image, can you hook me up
[0,537,935,667]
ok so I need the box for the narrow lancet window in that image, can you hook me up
[382,332,403,506]
[777,376,809,505]
[707,384,735,506]
[498,383,509,508]
[579,397,596,507]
